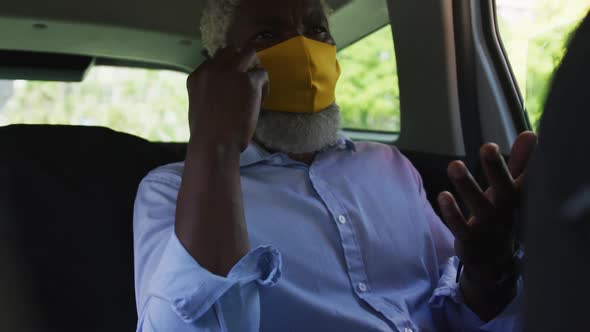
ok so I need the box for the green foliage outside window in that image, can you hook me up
[0,25,400,141]
[497,0,590,130]
[0,70,191,141]
[336,26,400,132]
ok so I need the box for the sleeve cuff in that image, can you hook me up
[146,233,282,323]
[429,257,523,332]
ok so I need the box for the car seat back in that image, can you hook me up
[0,124,184,332]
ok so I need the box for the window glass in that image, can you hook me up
[0,68,190,141]
[337,25,401,132]
[0,26,401,141]
[496,0,590,130]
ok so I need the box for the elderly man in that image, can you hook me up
[133,0,535,331]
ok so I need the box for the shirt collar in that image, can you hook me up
[335,134,357,152]
[239,133,356,168]
[239,142,272,167]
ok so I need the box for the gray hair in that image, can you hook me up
[200,0,333,57]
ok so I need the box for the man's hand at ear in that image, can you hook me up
[187,46,269,152]
[437,131,537,321]
[176,47,269,277]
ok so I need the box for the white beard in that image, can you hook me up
[254,104,342,154]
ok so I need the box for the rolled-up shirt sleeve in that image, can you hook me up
[133,167,282,332]
[401,155,523,331]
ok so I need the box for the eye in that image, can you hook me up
[309,26,328,34]
[253,30,275,40]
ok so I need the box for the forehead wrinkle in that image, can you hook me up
[264,0,324,26]
[276,0,303,28]
[304,9,328,26]
[245,0,326,31]
[239,1,298,27]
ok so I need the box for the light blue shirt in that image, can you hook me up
[133,138,522,332]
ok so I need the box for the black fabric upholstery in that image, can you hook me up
[400,150,462,218]
[0,125,184,332]
[524,13,590,331]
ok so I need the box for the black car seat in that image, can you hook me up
[0,124,185,332]
[524,12,590,331]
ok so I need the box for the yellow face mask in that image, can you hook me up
[256,36,341,113]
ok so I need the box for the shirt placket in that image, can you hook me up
[308,166,372,300]
[308,163,419,332]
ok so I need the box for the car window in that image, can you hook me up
[0,26,400,141]
[337,25,400,133]
[0,69,190,142]
[496,0,590,130]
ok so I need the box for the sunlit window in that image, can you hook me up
[496,0,590,129]
[0,68,190,141]
[337,25,400,133]
[0,26,401,141]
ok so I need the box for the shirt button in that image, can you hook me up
[337,215,347,224]
[357,282,367,292]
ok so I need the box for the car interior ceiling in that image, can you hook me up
[0,0,383,72]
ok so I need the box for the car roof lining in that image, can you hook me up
[0,0,390,79]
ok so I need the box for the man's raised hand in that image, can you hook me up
[437,131,537,320]
[186,47,269,152]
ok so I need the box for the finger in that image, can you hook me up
[247,67,270,109]
[438,191,470,240]
[480,143,516,207]
[247,67,269,89]
[448,161,494,220]
[187,58,210,87]
[508,131,537,178]
[514,168,528,191]
[231,47,261,72]
[260,70,270,105]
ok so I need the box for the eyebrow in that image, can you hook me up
[303,9,328,26]
[250,16,290,27]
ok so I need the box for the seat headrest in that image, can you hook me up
[0,124,184,332]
